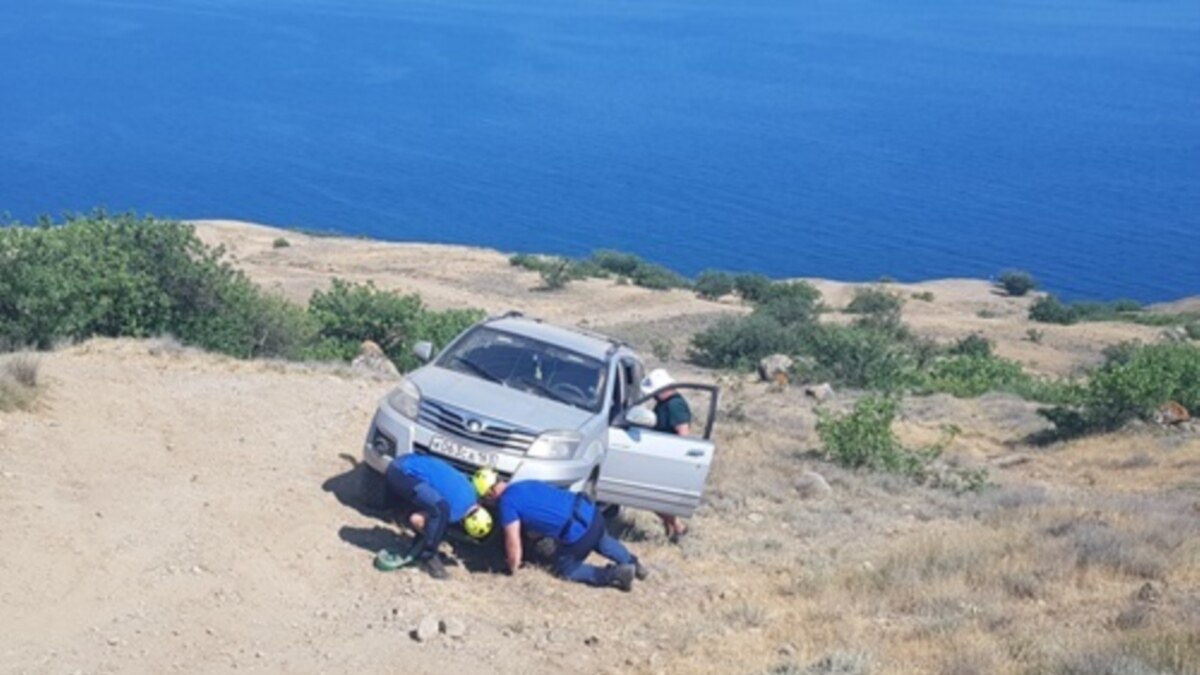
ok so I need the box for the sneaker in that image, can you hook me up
[611,564,636,592]
[421,556,449,580]
[634,560,650,581]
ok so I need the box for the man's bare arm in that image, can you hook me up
[504,521,523,573]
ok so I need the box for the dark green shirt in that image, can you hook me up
[654,393,691,434]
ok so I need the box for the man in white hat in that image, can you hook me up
[639,368,691,543]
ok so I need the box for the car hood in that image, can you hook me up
[407,366,595,432]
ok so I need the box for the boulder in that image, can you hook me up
[758,354,794,383]
[1154,401,1190,425]
[352,340,400,379]
[794,470,832,500]
[805,383,834,403]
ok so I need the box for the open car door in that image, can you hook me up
[596,384,719,518]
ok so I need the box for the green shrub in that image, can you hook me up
[845,287,903,316]
[307,279,483,371]
[694,270,735,300]
[538,258,574,290]
[997,270,1036,296]
[949,333,993,359]
[589,249,643,277]
[0,213,311,357]
[1029,295,1077,324]
[1040,342,1200,436]
[1185,322,1200,341]
[688,315,806,370]
[1026,328,1044,344]
[755,281,823,326]
[803,324,915,390]
[272,237,290,249]
[912,291,935,302]
[920,355,1030,398]
[733,274,773,303]
[817,396,930,476]
[630,262,690,290]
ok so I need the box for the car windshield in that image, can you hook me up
[436,326,608,412]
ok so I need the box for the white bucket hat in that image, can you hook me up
[640,368,675,394]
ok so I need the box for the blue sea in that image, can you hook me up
[1,0,1198,302]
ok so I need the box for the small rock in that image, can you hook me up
[584,635,600,647]
[352,340,401,379]
[413,615,440,643]
[106,637,121,647]
[757,354,794,383]
[778,643,797,657]
[805,383,834,403]
[1136,582,1162,605]
[440,618,466,639]
[993,454,1032,469]
[794,470,832,500]
[748,512,764,524]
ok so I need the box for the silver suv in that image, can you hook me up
[362,313,719,517]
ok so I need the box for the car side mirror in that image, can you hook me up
[623,406,656,428]
[413,341,434,363]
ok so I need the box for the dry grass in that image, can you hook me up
[0,353,41,411]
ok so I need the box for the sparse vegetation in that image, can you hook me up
[1030,294,1198,329]
[0,353,40,411]
[733,273,773,303]
[272,237,290,249]
[912,291,935,302]
[997,269,1036,296]
[1026,328,1045,344]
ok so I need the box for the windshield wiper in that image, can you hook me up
[452,356,502,385]
[519,377,575,408]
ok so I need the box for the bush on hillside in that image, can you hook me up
[0,353,40,412]
[0,213,313,357]
[804,324,915,390]
[1029,295,1077,325]
[694,270,735,300]
[998,270,1036,296]
[1039,342,1200,436]
[733,274,773,303]
[755,281,823,326]
[948,333,993,359]
[307,279,483,371]
[845,287,903,317]
[687,314,806,370]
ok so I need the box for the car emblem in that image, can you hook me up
[466,419,484,434]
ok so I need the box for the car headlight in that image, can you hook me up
[385,379,421,419]
[526,430,582,460]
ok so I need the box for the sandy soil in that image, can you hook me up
[2,221,1197,675]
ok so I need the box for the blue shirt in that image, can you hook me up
[498,481,594,544]
[394,454,478,523]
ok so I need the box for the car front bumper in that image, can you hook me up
[362,401,594,490]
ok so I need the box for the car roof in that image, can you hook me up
[485,316,617,360]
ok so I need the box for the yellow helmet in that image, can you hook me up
[472,467,499,497]
[463,507,493,539]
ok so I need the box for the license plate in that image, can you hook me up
[429,435,496,468]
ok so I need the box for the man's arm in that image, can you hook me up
[503,520,523,574]
[674,422,691,436]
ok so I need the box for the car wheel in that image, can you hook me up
[353,463,393,511]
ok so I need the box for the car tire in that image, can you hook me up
[353,463,393,511]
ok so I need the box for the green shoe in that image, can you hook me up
[374,549,415,572]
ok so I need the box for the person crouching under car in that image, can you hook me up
[384,454,493,579]
[473,469,648,591]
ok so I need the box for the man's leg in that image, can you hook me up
[594,532,649,580]
[407,484,451,579]
[553,550,614,586]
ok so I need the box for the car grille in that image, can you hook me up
[417,399,537,452]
